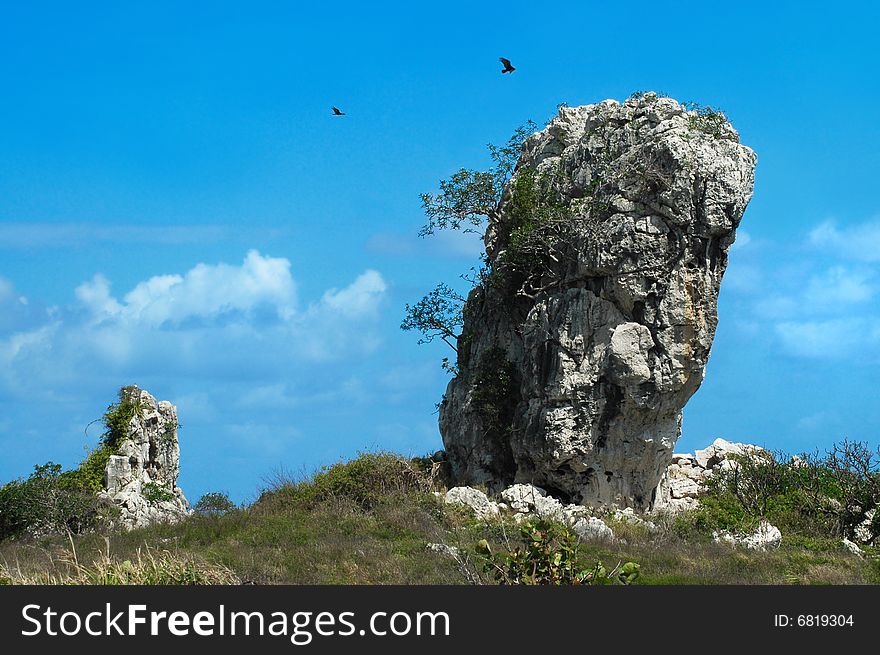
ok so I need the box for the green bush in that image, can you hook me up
[683,441,880,542]
[0,386,144,542]
[683,101,736,141]
[194,492,236,516]
[0,463,101,541]
[471,346,519,439]
[259,452,436,511]
[142,483,176,504]
[476,519,640,585]
[101,385,143,450]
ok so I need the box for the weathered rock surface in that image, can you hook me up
[570,516,615,542]
[842,537,864,557]
[713,519,782,551]
[440,94,756,509]
[444,486,500,520]
[445,482,616,541]
[652,438,768,514]
[854,508,876,545]
[611,507,657,531]
[426,543,461,558]
[99,387,189,529]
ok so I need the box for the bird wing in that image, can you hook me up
[499,57,511,67]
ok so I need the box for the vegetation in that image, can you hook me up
[0,540,237,585]
[0,386,141,541]
[403,119,579,379]
[470,346,519,443]
[683,101,736,141]
[418,121,537,237]
[0,463,102,540]
[142,482,176,504]
[194,492,236,517]
[1,447,877,585]
[674,440,880,544]
[400,282,465,356]
[477,519,640,585]
[402,122,540,367]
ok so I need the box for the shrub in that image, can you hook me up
[0,386,144,541]
[476,519,640,585]
[471,346,519,439]
[798,440,880,539]
[142,482,176,504]
[0,463,101,541]
[683,101,736,141]
[685,440,880,542]
[259,452,436,511]
[194,492,236,516]
[72,386,145,492]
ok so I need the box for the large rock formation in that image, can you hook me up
[439,94,756,509]
[100,387,190,529]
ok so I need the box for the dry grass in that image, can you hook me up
[2,451,878,586]
[0,535,238,585]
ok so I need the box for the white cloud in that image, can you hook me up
[808,219,880,262]
[317,270,386,318]
[76,250,298,327]
[804,266,874,305]
[75,274,124,318]
[796,412,828,432]
[0,252,388,397]
[775,318,880,359]
[722,217,880,361]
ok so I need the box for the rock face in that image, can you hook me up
[100,387,189,529]
[440,94,757,509]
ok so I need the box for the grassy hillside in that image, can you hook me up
[1,452,878,585]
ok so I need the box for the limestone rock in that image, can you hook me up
[499,483,567,519]
[561,503,592,524]
[426,543,461,557]
[713,519,781,551]
[854,508,876,544]
[498,483,612,538]
[611,507,657,531]
[570,516,614,542]
[99,386,189,529]
[694,437,766,469]
[652,438,767,514]
[842,538,864,557]
[500,483,548,513]
[440,94,756,510]
[444,486,500,520]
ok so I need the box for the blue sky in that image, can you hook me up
[1,1,879,503]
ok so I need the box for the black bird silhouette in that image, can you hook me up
[499,57,515,74]
[331,106,345,115]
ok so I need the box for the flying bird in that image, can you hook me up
[331,106,345,115]
[499,57,515,74]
